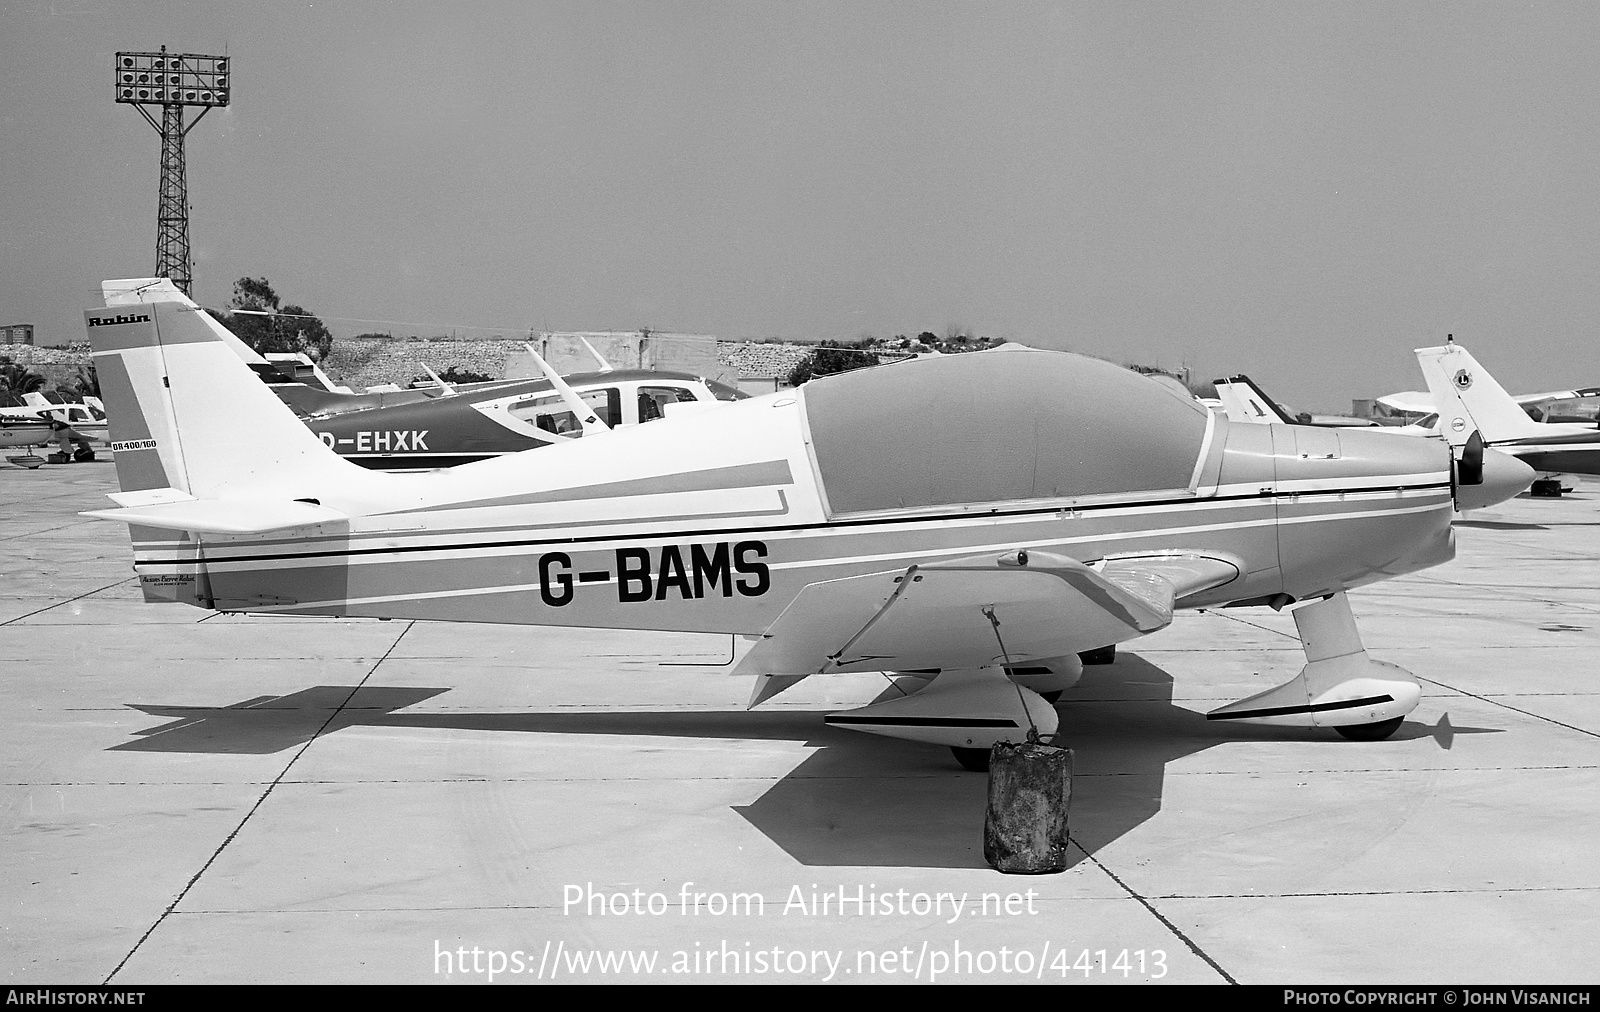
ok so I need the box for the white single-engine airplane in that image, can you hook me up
[81,296,1531,769]
[1416,339,1600,498]
[103,278,742,470]
[1,397,103,467]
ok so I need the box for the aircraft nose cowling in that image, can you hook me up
[1456,447,1535,511]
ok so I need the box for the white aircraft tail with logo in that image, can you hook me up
[1416,340,1548,447]
[84,298,371,512]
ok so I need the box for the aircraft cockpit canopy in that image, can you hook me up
[801,348,1211,516]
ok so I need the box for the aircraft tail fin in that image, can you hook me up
[84,296,362,499]
[102,276,271,368]
[1212,374,1298,425]
[1415,342,1547,446]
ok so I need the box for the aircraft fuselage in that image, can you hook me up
[128,408,1457,641]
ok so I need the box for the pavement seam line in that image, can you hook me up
[1,577,136,627]
[0,519,101,544]
[1078,847,1239,984]
[1197,607,1300,642]
[1418,676,1600,741]
[101,619,417,984]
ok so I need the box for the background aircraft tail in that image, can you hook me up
[1212,374,1297,425]
[1416,342,1547,446]
[84,296,360,499]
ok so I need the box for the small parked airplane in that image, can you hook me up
[299,360,744,470]
[1376,386,1600,420]
[1416,338,1600,497]
[80,295,1531,770]
[1,397,103,467]
[102,277,743,470]
[23,393,108,446]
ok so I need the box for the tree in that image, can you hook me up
[65,363,100,400]
[786,344,880,386]
[219,276,334,362]
[421,366,495,385]
[0,356,45,407]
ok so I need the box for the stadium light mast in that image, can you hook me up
[114,46,231,298]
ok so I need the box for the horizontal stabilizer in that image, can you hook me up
[82,497,349,535]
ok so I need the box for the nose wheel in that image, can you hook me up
[1333,717,1404,741]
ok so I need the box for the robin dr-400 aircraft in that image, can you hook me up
[82,298,1531,768]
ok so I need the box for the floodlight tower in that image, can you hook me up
[114,47,231,297]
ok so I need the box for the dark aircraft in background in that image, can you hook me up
[102,278,744,471]
[302,365,744,469]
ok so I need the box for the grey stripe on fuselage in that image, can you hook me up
[376,460,795,514]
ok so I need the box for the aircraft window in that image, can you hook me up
[637,386,699,424]
[509,388,620,437]
[1418,413,1438,429]
[1536,396,1600,424]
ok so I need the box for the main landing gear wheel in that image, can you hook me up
[951,747,991,772]
[1334,716,1404,741]
[1530,478,1563,498]
[72,446,96,462]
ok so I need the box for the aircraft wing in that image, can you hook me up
[738,550,1238,704]
[1377,391,1434,415]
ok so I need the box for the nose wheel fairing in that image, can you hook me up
[1206,591,1420,735]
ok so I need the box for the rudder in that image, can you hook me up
[1416,342,1547,446]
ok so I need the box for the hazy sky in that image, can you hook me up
[6,1,1600,410]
